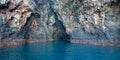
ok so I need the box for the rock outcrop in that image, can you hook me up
[0,0,120,46]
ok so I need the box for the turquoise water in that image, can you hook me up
[0,40,120,60]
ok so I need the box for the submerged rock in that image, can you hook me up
[0,0,120,46]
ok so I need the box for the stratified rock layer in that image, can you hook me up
[0,0,120,46]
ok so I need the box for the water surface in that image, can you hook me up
[0,40,120,60]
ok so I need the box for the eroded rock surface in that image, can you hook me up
[0,0,120,46]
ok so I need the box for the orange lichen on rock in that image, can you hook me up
[0,0,32,30]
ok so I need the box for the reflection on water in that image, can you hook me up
[0,40,120,60]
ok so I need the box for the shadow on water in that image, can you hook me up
[50,40,70,60]
[21,40,70,60]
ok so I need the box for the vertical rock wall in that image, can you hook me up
[0,0,120,46]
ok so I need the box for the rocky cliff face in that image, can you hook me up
[0,0,120,46]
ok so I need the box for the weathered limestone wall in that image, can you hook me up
[0,0,120,46]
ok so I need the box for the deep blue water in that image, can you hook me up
[0,40,120,60]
